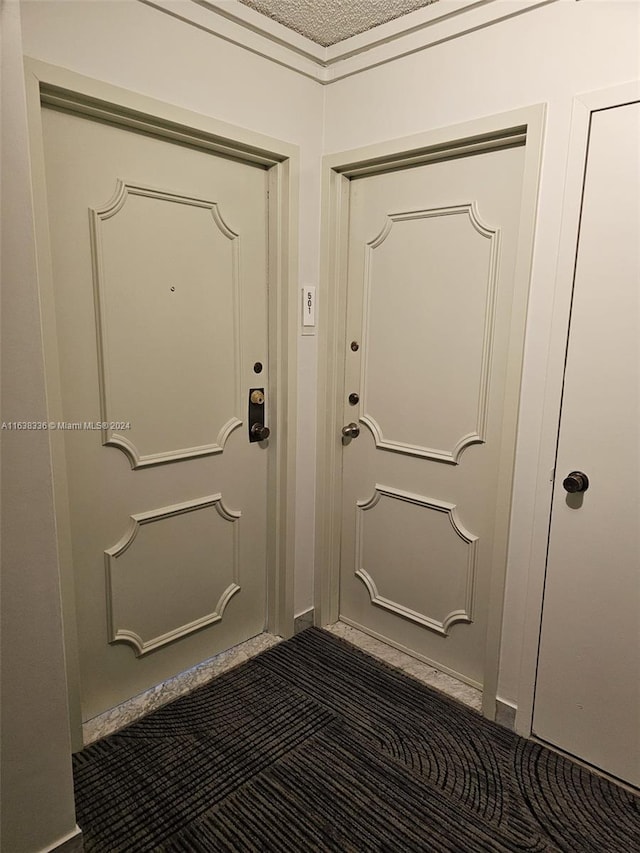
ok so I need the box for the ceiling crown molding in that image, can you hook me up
[139,0,560,84]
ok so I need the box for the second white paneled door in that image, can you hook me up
[339,144,527,690]
[41,104,270,721]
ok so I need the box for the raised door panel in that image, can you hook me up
[92,182,242,466]
[356,486,477,635]
[105,496,240,656]
[362,204,499,462]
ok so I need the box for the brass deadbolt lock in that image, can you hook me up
[249,387,268,443]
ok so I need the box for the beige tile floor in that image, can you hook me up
[82,632,282,746]
[325,621,482,711]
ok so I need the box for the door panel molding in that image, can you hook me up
[25,58,299,748]
[355,485,477,635]
[105,495,241,656]
[360,202,500,463]
[516,81,640,741]
[316,106,546,719]
[91,179,243,468]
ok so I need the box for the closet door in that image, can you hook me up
[533,99,639,788]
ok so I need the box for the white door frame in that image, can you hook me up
[516,80,640,737]
[24,58,299,747]
[315,105,546,718]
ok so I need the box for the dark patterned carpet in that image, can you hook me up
[73,627,640,852]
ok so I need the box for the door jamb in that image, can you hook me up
[315,105,546,719]
[515,81,640,737]
[24,57,298,748]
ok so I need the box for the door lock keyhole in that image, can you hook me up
[249,388,269,442]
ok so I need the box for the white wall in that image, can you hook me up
[20,0,325,616]
[323,0,640,705]
[1,3,80,851]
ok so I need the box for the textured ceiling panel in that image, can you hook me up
[237,0,440,47]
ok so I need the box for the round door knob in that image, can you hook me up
[251,423,270,441]
[342,422,360,439]
[562,471,589,493]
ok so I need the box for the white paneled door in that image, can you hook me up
[533,100,640,788]
[339,144,527,690]
[41,106,270,721]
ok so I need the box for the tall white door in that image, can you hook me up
[533,101,640,788]
[339,144,527,690]
[41,105,270,721]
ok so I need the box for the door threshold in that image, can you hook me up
[81,632,281,748]
[325,621,482,713]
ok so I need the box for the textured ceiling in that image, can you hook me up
[236,0,440,47]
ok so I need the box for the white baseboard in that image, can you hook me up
[495,697,517,730]
[294,608,314,633]
[39,827,83,853]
